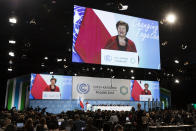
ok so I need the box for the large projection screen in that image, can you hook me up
[72,5,160,70]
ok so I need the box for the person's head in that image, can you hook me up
[24,118,34,131]
[86,117,93,126]
[5,124,16,131]
[50,77,57,86]
[114,124,123,131]
[36,124,44,131]
[144,83,149,90]
[116,21,129,37]
[137,103,141,110]
[3,118,11,127]
[40,117,46,125]
[74,114,80,120]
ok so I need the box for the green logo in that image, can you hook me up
[120,86,128,95]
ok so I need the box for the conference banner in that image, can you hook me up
[72,76,131,100]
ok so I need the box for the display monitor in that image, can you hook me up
[73,5,160,69]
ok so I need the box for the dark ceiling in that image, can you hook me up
[0,0,196,108]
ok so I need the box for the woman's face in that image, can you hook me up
[117,25,127,37]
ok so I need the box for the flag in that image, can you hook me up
[74,7,111,64]
[131,80,144,101]
[79,97,84,109]
[31,74,48,99]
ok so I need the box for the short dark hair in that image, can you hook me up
[116,21,129,32]
[50,77,57,83]
[144,83,149,87]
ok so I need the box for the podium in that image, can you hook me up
[42,91,61,99]
[101,49,138,67]
[140,95,152,101]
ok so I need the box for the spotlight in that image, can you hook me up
[174,59,179,64]
[9,17,17,24]
[166,13,176,23]
[44,57,48,60]
[110,69,113,72]
[9,40,16,44]
[181,44,188,50]
[174,79,180,84]
[92,67,96,71]
[41,63,45,67]
[118,2,128,10]
[8,51,15,57]
[100,67,103,70]
[112,76,115,78]
[64,65,68,68]
[131,76,135,79]
[148,72,151,75]
[57,58,62,62]
[8,67,13,72]
[161,41,168,46]
[50,72,53,75]
[130,70,134,73]
[74,73,77,76]
[123,69,126,72]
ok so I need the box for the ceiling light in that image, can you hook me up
[174,59,179,64]
[118,3,128,10]
[9,40,16,44]
[9,17,17,24]
[8,67,13,72]
[9,51,15,57]
[166,13,176,23]
[44,57,48,60]
[174,79,180,84]
[131,76,135,79]
[57,58,62,62]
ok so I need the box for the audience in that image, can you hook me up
[0,105,195,131]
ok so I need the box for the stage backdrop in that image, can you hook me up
[72,5,160,70]
[72,76,131,100]
[5,74,161,113]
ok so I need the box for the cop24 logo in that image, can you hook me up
[104,55,112,62]
[77,83,90,94]
[120,86,128,95]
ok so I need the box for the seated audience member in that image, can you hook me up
[5,124,16,131]
[109,112,119,124]
[65,119,73,131]
[47,115,59,131]
[84,117,98,131]
[40,117,48,130]
[114,124,123,131]
[0,118,11,131]
[73,114,85,131]
[24,118,34,131]
[36,124,45,131]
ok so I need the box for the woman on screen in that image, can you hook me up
[44,77,60,92]
[104,20,137,52]
[141,83,151,95]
